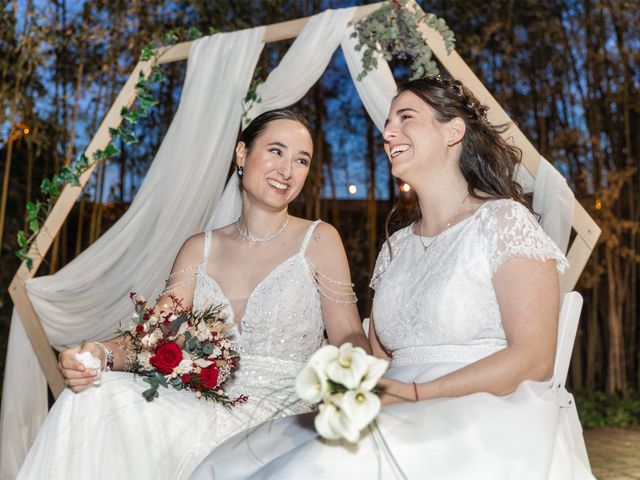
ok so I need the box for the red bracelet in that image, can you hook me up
[413,382,419,402]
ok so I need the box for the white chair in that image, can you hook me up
[551,291,592,473]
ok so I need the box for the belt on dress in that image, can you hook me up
[391,343,507,366]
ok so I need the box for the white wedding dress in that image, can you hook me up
[17,221,326,480]
[193,199,595,480]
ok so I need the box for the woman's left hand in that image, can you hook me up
[378,377,416,406]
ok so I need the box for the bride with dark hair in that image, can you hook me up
[194,77,594,479]
[18,109,370,480]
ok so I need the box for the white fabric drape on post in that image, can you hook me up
[533,157,575,255]
[341,28,396,132]
[516,158,574,256]
[245,8,357,121]
[0,28,265,479]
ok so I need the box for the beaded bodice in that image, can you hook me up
[192,221,325,367]
[371,199,568,366]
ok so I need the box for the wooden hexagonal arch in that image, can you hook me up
[8,0,601,398]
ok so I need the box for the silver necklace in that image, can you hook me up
[417,193,470,252]
[236,213,289,243]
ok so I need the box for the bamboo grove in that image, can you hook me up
[0,0,638,397]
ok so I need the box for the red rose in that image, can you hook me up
[199,364,219,389]
[135,324,144,334]
[181,374,192,384]
[150,342,182,374]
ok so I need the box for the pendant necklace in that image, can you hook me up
[418,193,470,252]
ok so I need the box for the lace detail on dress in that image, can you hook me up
[369,228,412,290]
[479,200,569,275]
[193,221,325,366]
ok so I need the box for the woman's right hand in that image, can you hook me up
[57,342,103,393]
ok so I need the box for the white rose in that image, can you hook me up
[325,343,369,390]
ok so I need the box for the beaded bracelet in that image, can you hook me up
[95,342,114,372]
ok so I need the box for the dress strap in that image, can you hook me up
[300,220,322,255]
[203,230,212,264]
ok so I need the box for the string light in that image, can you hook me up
[348,184,357,195]
[595,199,602,210]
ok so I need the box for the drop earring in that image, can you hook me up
[237,165,244,177]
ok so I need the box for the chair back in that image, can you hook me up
[553,291,584,389]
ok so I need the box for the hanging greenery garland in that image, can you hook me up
[352,0,455,80]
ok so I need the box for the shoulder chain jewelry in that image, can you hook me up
[236,213,289,243]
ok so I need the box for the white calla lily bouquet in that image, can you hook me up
[295,342,389,443]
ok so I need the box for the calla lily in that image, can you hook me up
[314,395,361,443]
[308,344,339,368]
[295,363,329,404]
[359,356,389,391]
[325,343,369,389]
[340,389,381,432]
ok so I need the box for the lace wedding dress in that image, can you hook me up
[194,200,595,480]
[18,221,325,480]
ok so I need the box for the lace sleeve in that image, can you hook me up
[369,227,410,290]
[483,200,569,275]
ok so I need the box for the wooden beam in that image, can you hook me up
[560,235,594,295]
[14,61,152,280]
[8,277,65,397]
[156,2,385,65]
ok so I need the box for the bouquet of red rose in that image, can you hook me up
[123,293,247,406]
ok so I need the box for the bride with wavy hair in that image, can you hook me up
[193,77,594,479]
[18,108,370,480]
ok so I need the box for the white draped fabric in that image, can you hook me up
[533,156,575,255]
[0,27,265,479]
[245,8,357,121]
[516,157,575,256]
[208,7,397,233]
[1,4,578,478]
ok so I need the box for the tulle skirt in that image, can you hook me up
[192,361,595,480]
[18,361,307,480]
